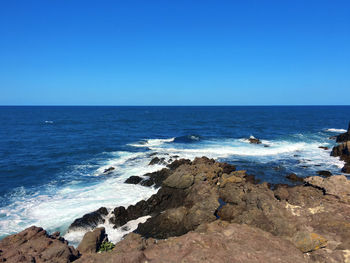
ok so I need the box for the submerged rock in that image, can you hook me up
[0,226,79,263]
[317,170,332,177]
[286,173,304,182]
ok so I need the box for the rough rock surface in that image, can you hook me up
[0,226,79,263]
[77,227,107,254]
[69,207,108,230]
[331,123,350,173]
[76,221,307,263]
[335,122,350,143]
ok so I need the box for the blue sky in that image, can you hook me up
[0,0,349,105]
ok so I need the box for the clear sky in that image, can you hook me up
[0,0,349,105]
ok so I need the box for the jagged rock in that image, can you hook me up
[149,157,166,165]
[248,136,262,144]
[286,173,304,182]
[69,207,108,230]
[305,175,350,203]
[292,231,327,253]
[103,167,115,174]
[331,141,350,159]
[109,206,129,227]
[124,176,143,184]
[75,221,307,263]
[335,122,350,142]
[317,170,332,177]
[166,158,191,170]
[140,168,171,188]
[77,227,107,254]
[0,226,79,263]
[163,165,194,189]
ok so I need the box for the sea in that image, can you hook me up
[0,106,349,245]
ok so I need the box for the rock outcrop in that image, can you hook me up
[331,122,350,173]
[77,227,107,254]
[3,156,350,262]
[0,226,79,263]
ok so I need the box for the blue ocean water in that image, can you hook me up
[0,106,349,244]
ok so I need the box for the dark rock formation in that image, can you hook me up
[140,168,171,188]
[335,122,350,142]
[124,176,143,184]
[103,167,115,174]
[318,146,329,150]
[149,157,166,165]
[317,170,332,177]
[0,226,79,263]
[166,158,191,170]
[77,227,107,254]
[69,207,108,230]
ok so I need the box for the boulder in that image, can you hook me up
[292,231,327,253]
[163,165,194,189]
[331,141,350,159]
[166,158,191,170]
[0,226,79,263]
[124,176,143,184]
[69,207,108,230]
[77,227,107,254]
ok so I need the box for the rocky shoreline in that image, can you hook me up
[1,127,350,263]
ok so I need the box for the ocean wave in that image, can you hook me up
[44,120,54,124]
[325,128,347,133]
[128,138,175,148]
[173,135,201,143]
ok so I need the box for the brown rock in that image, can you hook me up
[0,226,79,263]
[292,231,327,253]
[77,227,107,254]
[286,173,304,182]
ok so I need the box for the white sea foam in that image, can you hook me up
[128,138,175,147]
[325,128,347,133]
[0,151,160,244]
[44,120,54,124]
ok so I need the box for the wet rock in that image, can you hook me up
[341,164,350,173]
[0,226,79,263]
[292,231,327,253]
[335,122,350,142]
[77,227,107,254]
[166,158,191,170]
[109,206,129,227]
[319,146,329,150]
[124,176,143,184]
[331,141,350,159]
[218,162,236,174]
[149,157,166,165]
[317,170,332,177]
[286,173,304,182]
[140,168,171,188]
[248,136,262,144]
[69,207,108,230]
[103,167,115,174]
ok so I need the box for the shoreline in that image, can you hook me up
[1,127,350,262]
